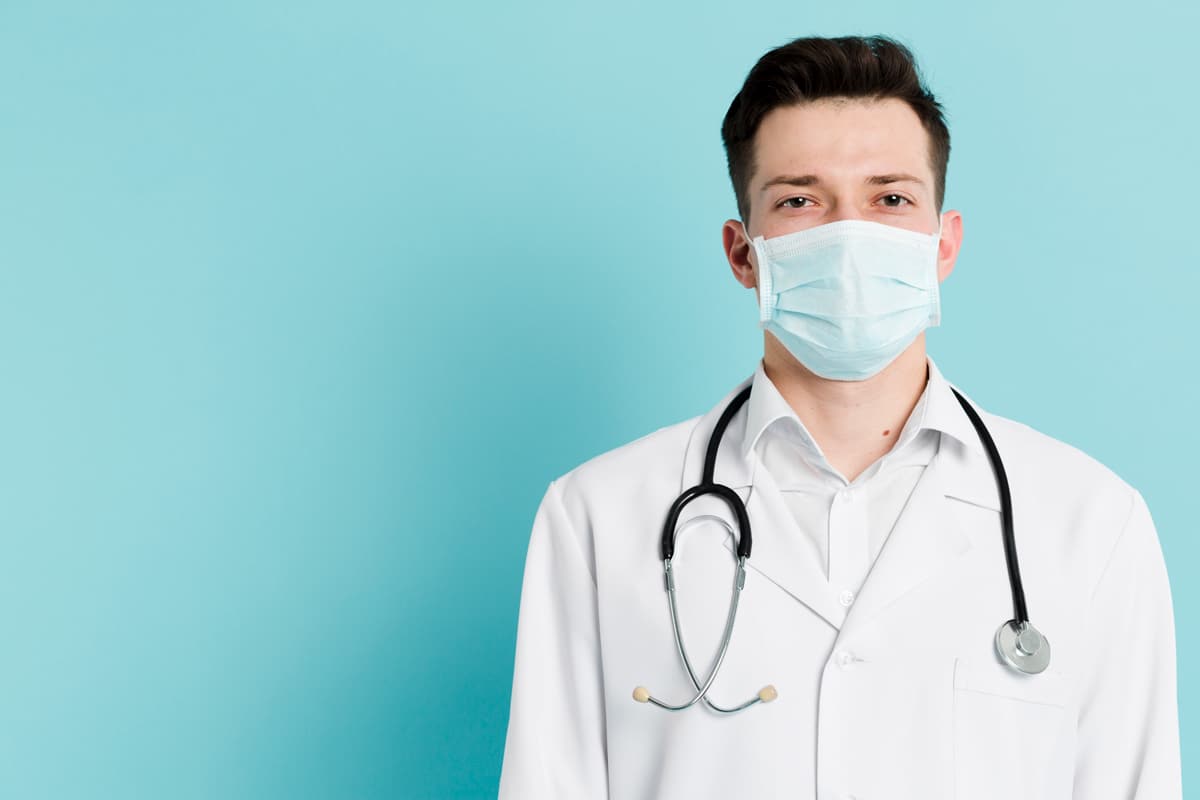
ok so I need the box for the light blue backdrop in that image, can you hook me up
[1,1,1194,797]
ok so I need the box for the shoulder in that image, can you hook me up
[975,407,1150,575]
[551,413,700,512]
[979,408,1136,500]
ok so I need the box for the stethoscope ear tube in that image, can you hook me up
[641,384,767,711]
[660,483,752,561]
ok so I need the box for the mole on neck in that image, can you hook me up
[762,337,930,483]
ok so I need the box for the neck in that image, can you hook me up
[762,335,930,483]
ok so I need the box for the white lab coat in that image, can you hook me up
[498,373,1182,799]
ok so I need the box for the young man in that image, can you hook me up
[498,35,1181,799]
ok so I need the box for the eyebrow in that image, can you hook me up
[759,173,927,192]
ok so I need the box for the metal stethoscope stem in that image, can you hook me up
[634,552,776,713]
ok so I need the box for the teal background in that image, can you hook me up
[1,0,1195,797]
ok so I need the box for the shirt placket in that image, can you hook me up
[828,483,870,610]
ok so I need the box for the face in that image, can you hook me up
[722,97,963,297]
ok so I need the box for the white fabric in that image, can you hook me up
[498,358,1182,799]
[744,357,942,627]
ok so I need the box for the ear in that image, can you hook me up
[722,218,757,291]
[936,210,963,282]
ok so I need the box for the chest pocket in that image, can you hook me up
[952,657,1074,799]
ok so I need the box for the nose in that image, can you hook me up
[827,209,866,224]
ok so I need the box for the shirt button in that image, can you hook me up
[839,589,855,607]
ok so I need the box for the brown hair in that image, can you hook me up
[720,35,950,222]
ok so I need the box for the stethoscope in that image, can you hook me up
[632,382,1051,714]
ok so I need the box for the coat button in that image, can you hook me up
[838,589,855,607]
[834,650,857,668]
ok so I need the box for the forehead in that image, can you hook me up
[751,97,933,186]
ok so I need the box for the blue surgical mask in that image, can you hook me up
[747,218,943,381]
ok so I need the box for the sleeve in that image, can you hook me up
[1072,488,1182,798]
[497,478,609,799]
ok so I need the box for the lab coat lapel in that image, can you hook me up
[838,435,999,635]
[676,377,847,630]
[737,458,852,629]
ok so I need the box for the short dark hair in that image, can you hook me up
[720,35,950,222]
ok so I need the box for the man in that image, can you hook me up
[498,35,1181,799]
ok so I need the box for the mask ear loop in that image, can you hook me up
[744,222,773,323]
[928,215,945,325]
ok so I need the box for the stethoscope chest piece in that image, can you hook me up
[994,619,1051,675]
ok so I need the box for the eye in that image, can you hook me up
[778,196,813,209]
[879,193,913,208]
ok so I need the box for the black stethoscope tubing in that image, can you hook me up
[948,384,1029,625]
[662,383,1029,625]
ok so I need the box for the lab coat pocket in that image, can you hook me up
[952,657,1071,799]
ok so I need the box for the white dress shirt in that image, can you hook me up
[744,355,962,626]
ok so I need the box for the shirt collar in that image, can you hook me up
[740,354,986,462]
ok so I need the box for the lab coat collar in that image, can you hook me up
[740,354,987,462]
[676,359,1003,631]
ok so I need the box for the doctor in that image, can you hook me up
[498,35,1181,799]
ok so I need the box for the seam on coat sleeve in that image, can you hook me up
[549,477,599,588]
[1087,486,1140,605]
[508,478,607,798]
[546,477,609,794]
